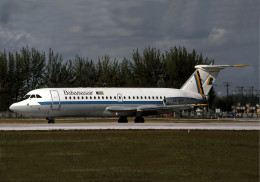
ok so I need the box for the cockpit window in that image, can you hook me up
[36,94,42,98]
[20,95,30,101]
[23,95,31,100]
[30,95,36,98]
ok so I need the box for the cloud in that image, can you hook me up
[0,25,49,53]
[0,0,258,92]
[0,1,19,24]
[207,28,230,46]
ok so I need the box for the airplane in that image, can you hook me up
[9,64,247,123]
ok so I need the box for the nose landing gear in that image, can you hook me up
[46,117,55,124]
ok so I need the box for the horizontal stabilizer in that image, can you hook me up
[181,64,248,96]
[195,64,248,71]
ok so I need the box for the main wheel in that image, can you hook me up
[47,117,55,124]
[118,116,128,123]
[134,116,145,123]
[48,119,55,124]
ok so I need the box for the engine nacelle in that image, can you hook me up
[163,97,201,105]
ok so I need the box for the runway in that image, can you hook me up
[0,122,259,131]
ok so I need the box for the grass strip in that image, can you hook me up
[0,130,259,182]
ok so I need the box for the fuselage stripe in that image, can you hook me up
[39,101,164,105]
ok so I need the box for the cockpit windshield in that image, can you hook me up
[24,95,31,100]
[36,94,42,98]
[20,94,42,101]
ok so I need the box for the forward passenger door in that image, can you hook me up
[50,90,60,110]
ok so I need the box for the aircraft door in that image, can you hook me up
[117,93,123,102]
[50,90,60,110]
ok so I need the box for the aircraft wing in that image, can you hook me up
[104,104,194,116]
[137,105,193,114]
[104,106,137,116]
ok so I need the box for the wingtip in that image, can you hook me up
[233,64,249,67]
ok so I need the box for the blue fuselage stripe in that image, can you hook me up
[39,101,163,105]
[194,74,200,93]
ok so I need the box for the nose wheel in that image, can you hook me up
[46,117,55,124]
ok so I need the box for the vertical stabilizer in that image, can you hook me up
[181,65,247,96]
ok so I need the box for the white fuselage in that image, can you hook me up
[9,87,203,118]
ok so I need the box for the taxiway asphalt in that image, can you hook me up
[0,122,259,131]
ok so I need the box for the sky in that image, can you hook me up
[0,0,259,95]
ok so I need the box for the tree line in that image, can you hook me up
[0,46,213,111]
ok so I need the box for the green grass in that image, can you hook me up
[0,130,259,182]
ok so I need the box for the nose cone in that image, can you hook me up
[9,103,22,113]
[9,103,16,112]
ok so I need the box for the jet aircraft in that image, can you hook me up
[9,64,246,123]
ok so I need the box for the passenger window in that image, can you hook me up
[82,96,84,99]
[73,96,76,100]
[156,96,158,99]
[110,96,112,99]
[94,96,96,99]
[148,96,150,99]
[140,96,143,99]
[160,96,162,99]
[145,96,147,99]
[114,96,116,99]
[128,96,131,99]
[98,96,100,99]
[78,96,80,99]
[119,96,121,99]
[164,96,166,99]
[69,97,71,100]
[102,96,104,99]
[86,96,88,99]
[65,97,67,100]
[124,96,126,99]
[152,96,154,99]
[133,96,135,99]
[90,96,92,99]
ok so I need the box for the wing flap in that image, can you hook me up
[104,104,194,116]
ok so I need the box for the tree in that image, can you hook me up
[73,56,97,87]
[44,49,64,87]
[30,48,46,90]
[0,50,9,110]
[118,58,134,87]
[131,47,164,87]
[163,46,213,88]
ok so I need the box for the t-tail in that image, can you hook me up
[181,64,247,98]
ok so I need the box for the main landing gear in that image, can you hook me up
[117,116,145,123]
[134,116,145,123]
[118,116,128,123]
[46,117,55,124]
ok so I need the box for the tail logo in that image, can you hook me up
[194,71,206,100]
[207,77,214,85]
